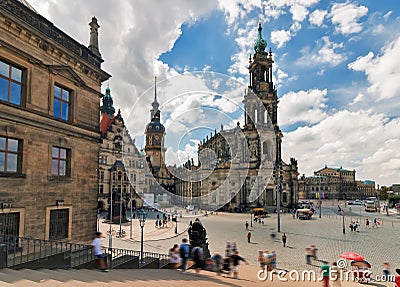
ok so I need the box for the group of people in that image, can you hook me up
[365,217,379,228]
[155,214,169,228]
[168,240,248,279]
[257,250,277,271]
[348,220,359,232]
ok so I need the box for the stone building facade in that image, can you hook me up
[356,180,376,198]
[174,23,299,210]
[98,87,145,215]
[299,166,360,200]
[0,0,110,241]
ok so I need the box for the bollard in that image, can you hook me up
[381,219,383,226]
[392,221,394,228]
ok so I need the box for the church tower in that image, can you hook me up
[144,77,166,170]
[244,21,282,164]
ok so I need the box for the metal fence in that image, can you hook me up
[0,234,168,269]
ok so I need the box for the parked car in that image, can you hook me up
[353,200,364,205]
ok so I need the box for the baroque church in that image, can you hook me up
[174,23,300,210]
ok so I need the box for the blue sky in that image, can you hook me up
[30,0,400,185]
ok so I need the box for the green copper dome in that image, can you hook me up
[254,21,267,53]
[100,87,115,117]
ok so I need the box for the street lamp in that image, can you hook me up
[250,211,253,228]
[137,209,147,263]
[342,210,345,234]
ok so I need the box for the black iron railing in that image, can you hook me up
[0,235,168,269]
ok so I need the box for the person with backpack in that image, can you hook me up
[179,238,189,273]
[191,243,204,275]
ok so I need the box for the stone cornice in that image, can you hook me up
[0,0,111,82]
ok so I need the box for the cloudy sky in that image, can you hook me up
[27,0,400,186]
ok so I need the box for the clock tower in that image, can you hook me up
[144,77,166,170]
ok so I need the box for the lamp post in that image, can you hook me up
[318,178,322,218]
[137,209,147,264]
[130,187,133,239]
[119,172,123,237]
[342,210,345,234]
[250,211,253,228]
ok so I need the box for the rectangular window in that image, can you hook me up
[99,184,104,194]
[49,209,69,240]
[0,136,22,173]
[99,170,104,181]
[52,146,69,176]
[0,212,20,240]
[0,59,23,106]
[53,85,71,121]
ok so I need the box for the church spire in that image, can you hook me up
[88,16,101,57]
[100,86,115,117]
[254,21,267,53]
[151,76,160,119]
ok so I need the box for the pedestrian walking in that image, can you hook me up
[331,261,341,287]
[179,238,190,273]
[168,244,181,269]
[282,233,287,247]
[382,262,390,280]
[311,245,318,260]
[247,231,251,243]
[258,251,265,270]
[230,251,248,279]
[91,232,108,272]
[305,247,312,264]
[245,221,249,230]
[373,217,378,228]
[321,261,330,287]
[212,252,222,275]
[365,218,370,228]
[191,244,204,275]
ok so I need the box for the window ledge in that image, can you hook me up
[48,176,72,182]
[0,173,26,178]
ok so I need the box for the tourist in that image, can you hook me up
[321,261,330,287]
[261,218,264,225]
[91,232,108,272]
[373,217,378,228]
[269,228,276,239]
[168,244,180,269]
[245,221,249,230]
[270,250,277,269]
[331,261,341,287]
[258,251,265,270]
[349,221,354,232]
[282,233,287,247]
[311,244,318,260]
[247,231,252,243]
[230,251,248,279]
[191,243,204,275]
[305,247,312,264]
[179,238,190,273]
[211,252,222,275]
[382,262,390,280]
[365,218,370,228]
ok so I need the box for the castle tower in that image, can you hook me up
[144,78,166,169]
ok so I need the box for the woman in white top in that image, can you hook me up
[169,244,181,268]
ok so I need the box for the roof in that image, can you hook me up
[99,112,114,134]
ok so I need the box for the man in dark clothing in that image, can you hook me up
[282,233,287,247]
[230,251,248,279]
[247,232,251,243]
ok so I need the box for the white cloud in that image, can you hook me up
[283,111,400,185]
[383,11,392,20]
[279,89,328,126]
[329,2,368,35]
[309,9,327,26]
[271,29,292,49]
[348,37,400,102]
[290,5,308,22]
